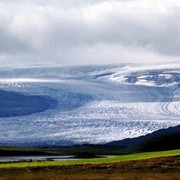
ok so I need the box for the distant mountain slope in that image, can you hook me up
[106,125,180,151]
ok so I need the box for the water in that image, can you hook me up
[0,156,75,162]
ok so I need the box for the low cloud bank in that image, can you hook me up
[0,0,180,67]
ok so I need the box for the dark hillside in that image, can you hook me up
[135,133,180,152]
[106,125,180,148]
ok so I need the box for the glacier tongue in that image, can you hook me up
[0,64,179,146]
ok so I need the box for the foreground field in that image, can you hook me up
[0,150,180,179]
[0,172,179,180]
[0,149,180,169]
[0,155,179,180]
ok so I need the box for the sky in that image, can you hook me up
[0,0,180,67]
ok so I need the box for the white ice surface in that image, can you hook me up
[0,63,179,146]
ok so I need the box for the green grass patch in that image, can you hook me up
[0,149,179,169]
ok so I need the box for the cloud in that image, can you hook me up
[0,0,180,67]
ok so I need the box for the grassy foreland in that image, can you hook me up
[0,149,179,169]
[0,150,179,180]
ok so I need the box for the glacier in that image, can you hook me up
[0,63,179,146]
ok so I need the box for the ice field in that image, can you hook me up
[0,63,179,146]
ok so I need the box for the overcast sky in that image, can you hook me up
[0,0,180,67]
